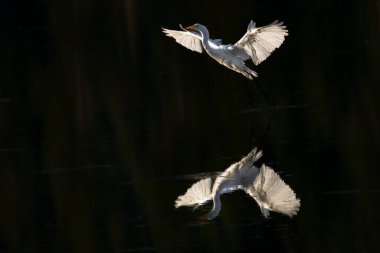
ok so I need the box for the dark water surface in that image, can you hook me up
[1,0,380,252]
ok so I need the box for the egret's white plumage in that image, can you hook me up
[175,148,300,220]
[163,21,288,79]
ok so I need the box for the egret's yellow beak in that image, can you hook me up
[184,24,196,30]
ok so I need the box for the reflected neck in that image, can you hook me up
[207,191,221,220]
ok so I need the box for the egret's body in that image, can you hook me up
[163,21,288,79]
[175,148,300,220]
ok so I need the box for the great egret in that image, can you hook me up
[163,21,288,79]
[175,148,300,220]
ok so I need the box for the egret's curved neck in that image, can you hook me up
[196,28,211,50]
[207,191,221,220]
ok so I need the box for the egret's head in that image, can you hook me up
[184,23,206,33]
[184,23,198,30]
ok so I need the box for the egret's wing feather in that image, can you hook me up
[175,177,213,208]
[245,165,300,217]
[232,20,288,65]
[162,27,203,53]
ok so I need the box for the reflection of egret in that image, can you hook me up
[175,148,300,220]
[163,21,288,79]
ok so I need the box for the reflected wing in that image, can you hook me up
[245,165,300,217]
[231,20,288,65]
[162,26,203,53]
[175,177,213,208]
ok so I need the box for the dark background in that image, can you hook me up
[1,0,379,252]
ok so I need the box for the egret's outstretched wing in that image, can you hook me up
[175,177,213,208]
[245,165,300,218]
[162,26,203,53]
[231,20,288,65]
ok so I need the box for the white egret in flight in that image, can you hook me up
[163,21,288,79]
[175,148,300,220]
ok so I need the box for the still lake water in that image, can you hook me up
[1,0,380,252]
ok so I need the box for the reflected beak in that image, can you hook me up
[196,214,209,221]
[184,24,196,30]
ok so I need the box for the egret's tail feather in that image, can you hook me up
[246,165,300,217]
[175,177,213,208]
